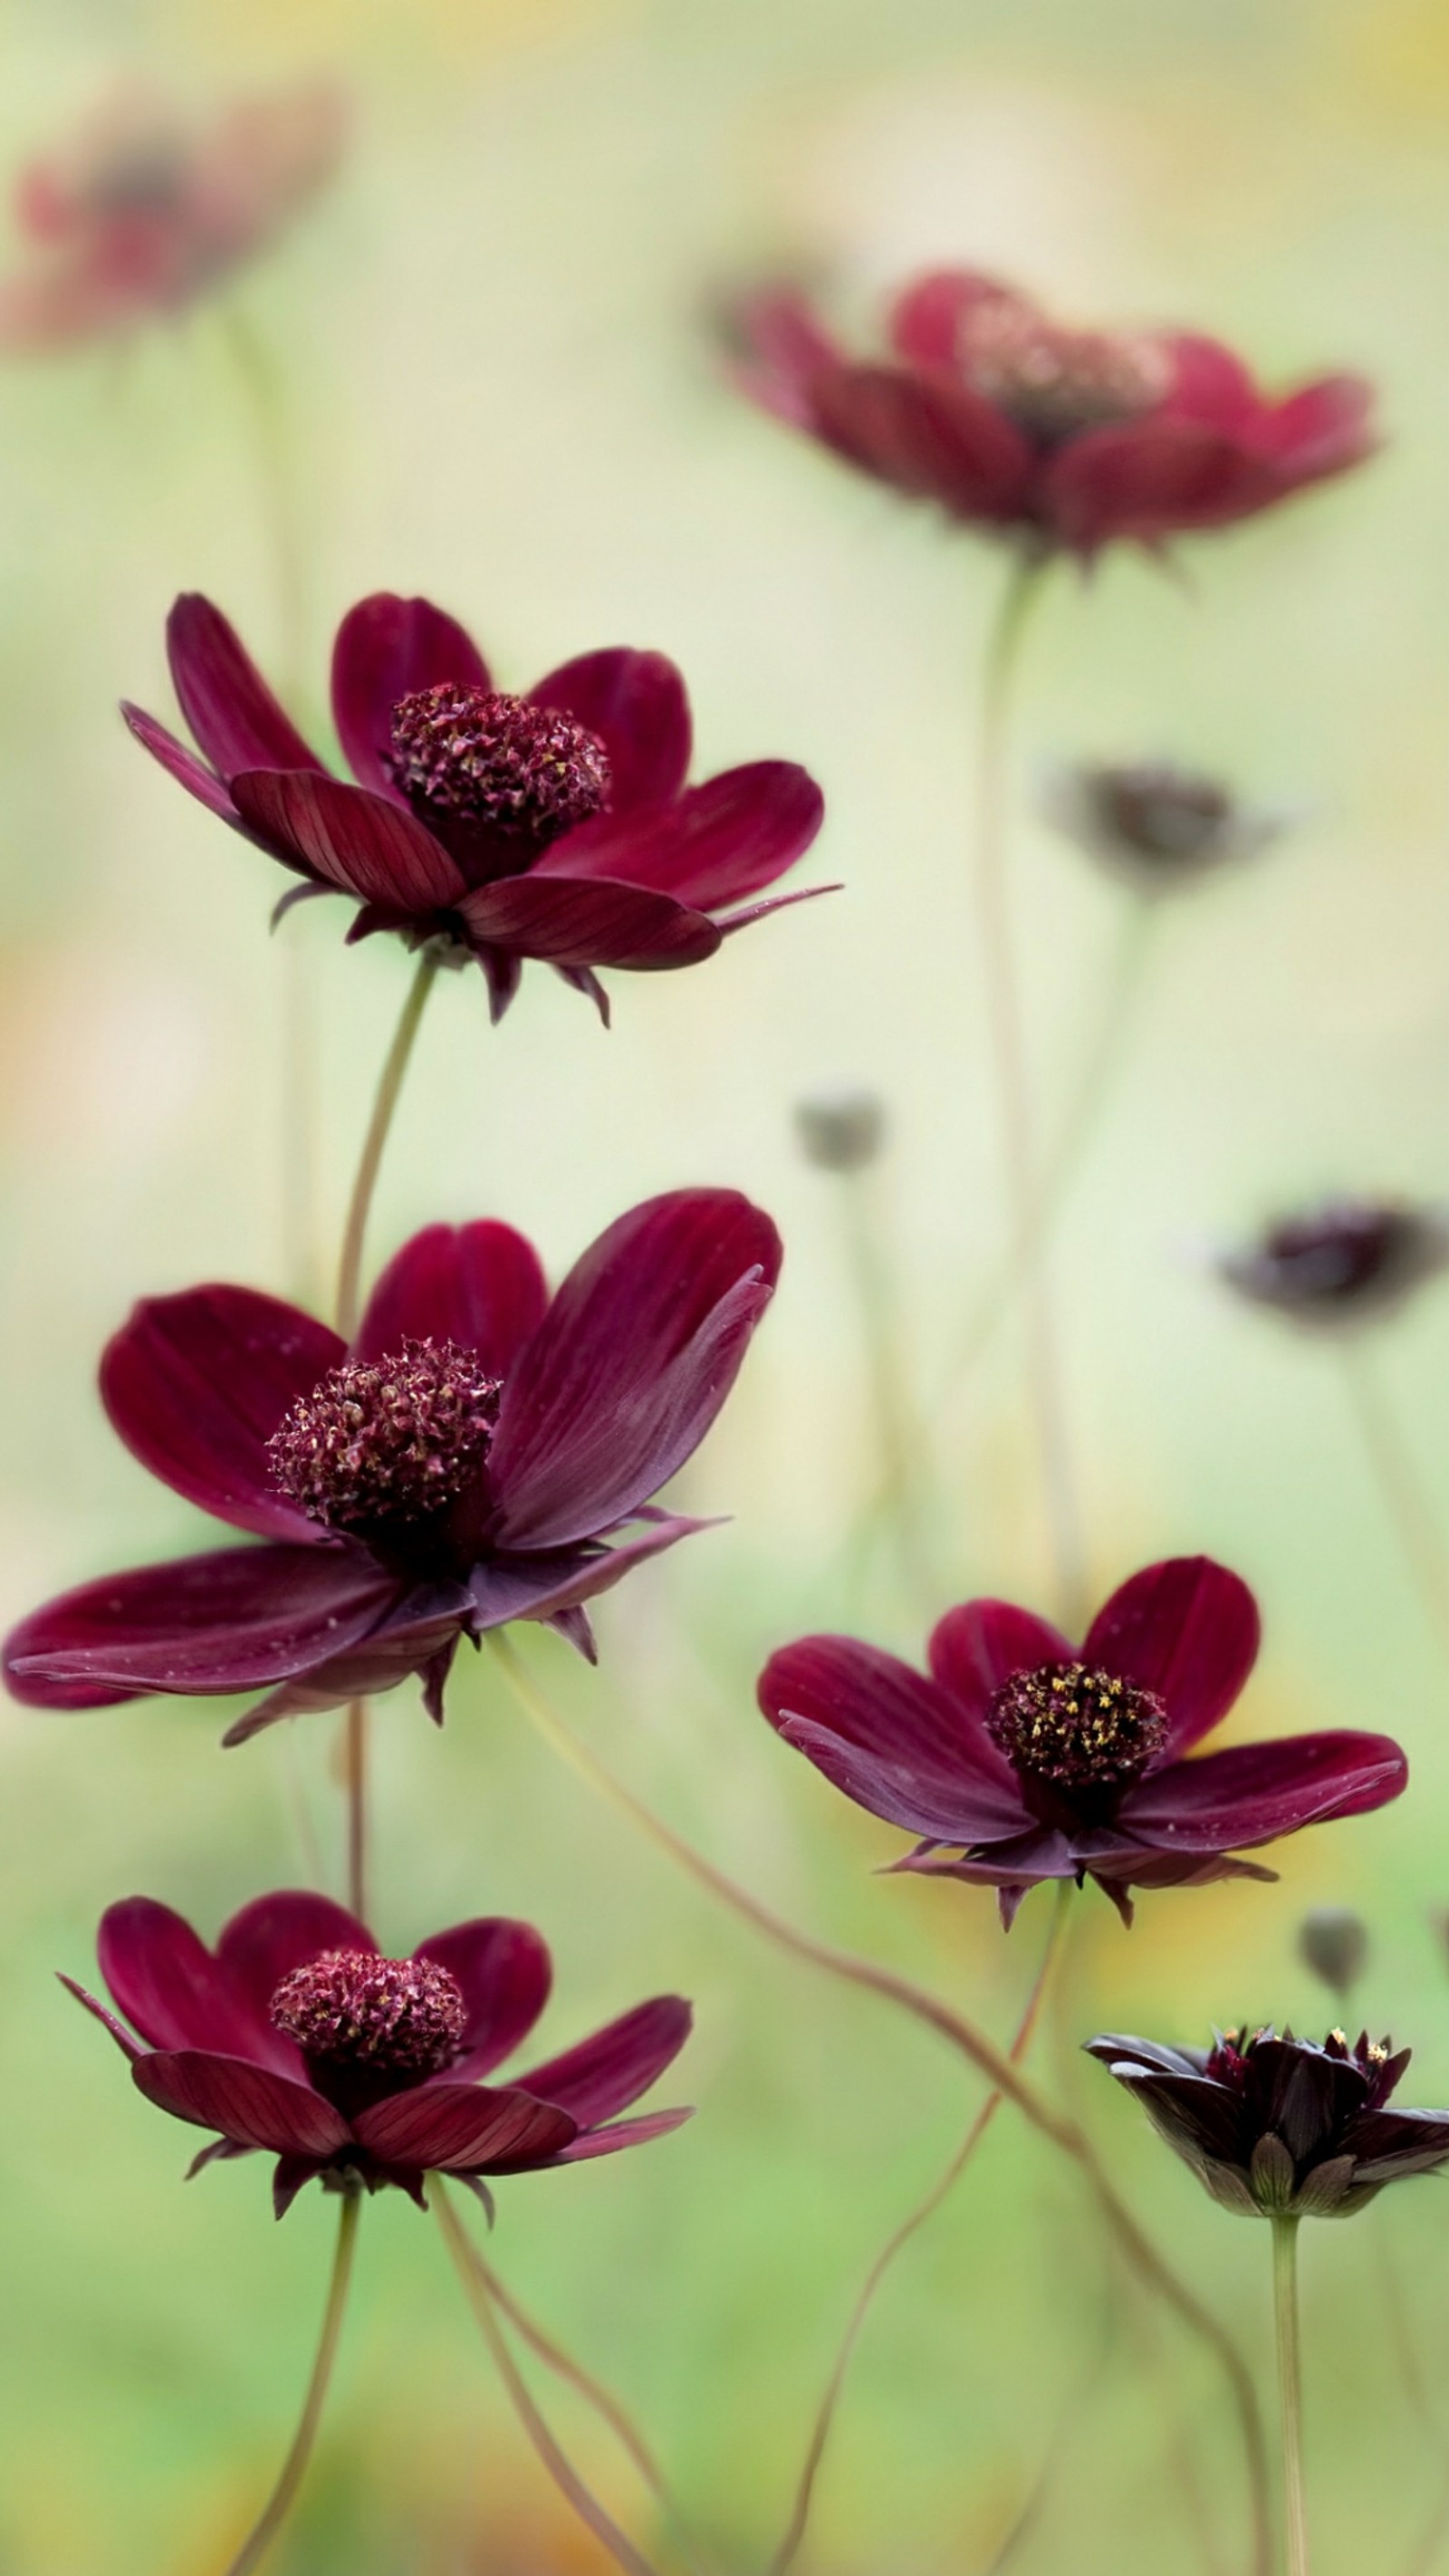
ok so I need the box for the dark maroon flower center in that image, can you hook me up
[266,1337,502,1539]
[956,296,1168,446]
[986,1659,1168,1793]
[1089,764,1233,862]
[388,684,610,856]
[270,1947,466,2080]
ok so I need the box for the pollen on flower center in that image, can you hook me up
[986,1659,1168,1793]
[957,298,1169,443]
[388,683,610,851]
[270,1947,466,2075]
[266,1337,502,1535]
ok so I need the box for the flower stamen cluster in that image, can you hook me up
[388,684,610,852]
[266,1337,502,1536]
[955,293,1170,446]
[270,1947,466,2078]
[986,1659,1168,1792]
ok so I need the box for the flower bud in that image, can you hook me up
[794,1088,886,1173]
[1299,1907,1367,2000]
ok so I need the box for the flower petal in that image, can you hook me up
[4,1544,397,1708]
[1117,1730,1407,1853]
[553,2107,692,2161]
[530,649,691,812]
[167,595,324,780]
[1045,418,1264,549]
[890,1827,1076,1889]
[132,2050,349,2156]
[489,1190,781,1550]
[353,1222,547,1374]
[1160,333,1260,431]
[218,1590,468,1741]
[121,703,239,821]
[538,763,824,912]
[517,1996,691,2123]
[1259,375,1377,479]
[809,361,1033,521]
[230,770,465,908]
[215,1891,376,2066]
[926,1600,1075,1722]
[887,269,1015,367]
[101,1284,345,1541]
[351,2082,576,2172]
[465,1516,711,1633]
[99,1897,265,2057]
[456,874,720,971]
[758,1636,1026,1841]
[1083,1557,1261,1759]
[331,593,491,799]
[415,1918,552,2080]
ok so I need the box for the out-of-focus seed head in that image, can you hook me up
[794,1088,887,1173]
[1299,1907,1368,2000]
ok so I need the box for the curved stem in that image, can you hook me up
[219,2188,360,2576]
[336,948,441,1341]
[1271,2216,1310,2576]
[972,552,1085,1629]
[488,1634,1271,2574]
[770,1880,1072,2576]
[434,2183,667,2576]
[1341,1345,1449,1663]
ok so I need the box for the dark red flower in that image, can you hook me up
[757,1557,1406,1926]
[732,270,1375,558]
[1218,1197,1449,1331]
[64,1889,691,2218]
[0,81,346,351]
[1086,2025,1449,2217]
[5,1190,781,1739]
[123,591,829,1023]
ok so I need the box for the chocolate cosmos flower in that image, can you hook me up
[66,1889,691,2217]
[758,1557,1406,1925]
[124,591,828,1021]
[733,270,1375,557]
[1218,1197,1449,1331]
[1086,2026,1449,2217]
[1040,758,1289,895]
[5,1190,781,1739]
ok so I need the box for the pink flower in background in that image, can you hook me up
[125,591,829,1023]
[66,1890,691,2216]
[732,270,1375,557]
[0,81,347,351]
[5,1191,782,1736]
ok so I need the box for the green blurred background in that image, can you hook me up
[5,0,1449,2568]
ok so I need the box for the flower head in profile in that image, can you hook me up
[5,1190,781,1738]
[0,81,346,352]
[732,269,1375,559]
[758,1557,1406,1926]
[1217,1197,1449,1331]
[1041,758,1290,896]
[66,1890,691,2218]
[1086,2025,1449,2217]
[125,591,828,1023]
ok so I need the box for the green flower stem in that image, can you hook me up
[221,2188,360,2576]
[1271,2216,1310,2576]
[335,947,441,1341]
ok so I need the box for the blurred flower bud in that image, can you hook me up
[1217,1197,1449,1331]
[794,1088,886,1173]
[1040,758,1290,895]
[1299,1906,1368,1999]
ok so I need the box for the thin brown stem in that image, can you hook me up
[1341,1345,1449,1664]
[972,552,1085,1629]
[769,1881,1072,2576]
[434,2182,667,2576]
[342,1697,369,1927]
[489,1634,1271,2575]
[219,2188,360,2576]
[335,947,440,1341]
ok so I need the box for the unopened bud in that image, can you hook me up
[795,1089,885,1174]
[1299,1907,1368,1999]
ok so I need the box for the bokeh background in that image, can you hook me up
[5,0,1449,2568]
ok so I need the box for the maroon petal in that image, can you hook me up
[167,595,324,781]
[61,1974,143,2061]
[456,874,720,971]
[517,1996,691,2123]
[530,648,691,812]
[353,1222,547,1374]
[759,1636,1026,1841]
[101,1284,345,1542]
[218,1591,466,1742]
[888,269,1013,367]
[331,593,491,799]
[414,1918,552,2080]
[216,1891,376,2067]
[728,287,844,425]
[891,1826,1075,1889]
[1117,1731,1407,1854]
[809,361,1033,521]
[465,1515,712,1633]
[99,1897,266,2057]
[489,1190,781,1551]
[1259,374,1377,480]
[121,703,239,822]
[1160,333,1260,431]
[927,1600,1075,1722]
[539,763,824,912]
[1045,418,1262,549]
[4,1544,397,1709]
[351,2081,576,2172]
[553,2107,691,2162]
[230,771,466,909]
[133,2050,349,2156]
[1083,1557,1260,1760]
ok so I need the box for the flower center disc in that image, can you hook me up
[270,1947,466,2077]
[956,297,1168,444]
[986,1659,1168,1793]
[388,683,610,854]
[266,1336,502,1537]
